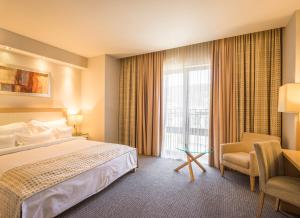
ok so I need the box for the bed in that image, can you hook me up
[0,108,137,218]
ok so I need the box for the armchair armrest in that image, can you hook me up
[249,150,259,176]
[220,142,244,155]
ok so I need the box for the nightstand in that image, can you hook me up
[74,133,89,139]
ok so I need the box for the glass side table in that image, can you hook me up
[175,144,210,182]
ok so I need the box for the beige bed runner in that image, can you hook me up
[0,143,134,218]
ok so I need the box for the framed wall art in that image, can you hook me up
[0,64,51,97]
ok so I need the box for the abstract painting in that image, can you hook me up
[0,65,50,97]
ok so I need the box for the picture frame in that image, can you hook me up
[0,63,51,97]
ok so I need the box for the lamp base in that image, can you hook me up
[296,114,300,151]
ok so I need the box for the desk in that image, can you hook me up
[280,149,300,215]
[282,149,300,171]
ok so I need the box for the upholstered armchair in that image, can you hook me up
[254,141,300,218]
[220,132,280,192]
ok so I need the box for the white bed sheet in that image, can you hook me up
[0,138,137,218]
[22,149,137,218]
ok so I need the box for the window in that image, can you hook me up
[162,64,210,160]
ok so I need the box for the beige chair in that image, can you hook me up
[220,132,280,192]
[254,141,300,218]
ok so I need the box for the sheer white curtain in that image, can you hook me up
[161,42,212,160]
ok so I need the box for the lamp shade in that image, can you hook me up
[278,83,300,113]
[68,114,83,125]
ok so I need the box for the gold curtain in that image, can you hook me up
[210,37,238,168]
[209,28,282,168]
[119,51,165,156]
[119,57,137,147]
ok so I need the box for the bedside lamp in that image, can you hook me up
[278,83,300,113]
[68,114,83,136]
[278,83,300,150]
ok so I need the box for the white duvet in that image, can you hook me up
[0,137,92,175]
[0,137,137,218]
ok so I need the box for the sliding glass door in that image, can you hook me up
[162,64,210,160]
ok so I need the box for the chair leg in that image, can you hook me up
[220,164,224,177]
[250,176,255,192]
[256,192,265,218]
[275,198,280,212]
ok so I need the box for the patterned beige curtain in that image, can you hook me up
[119,51,165,156]
[119,57,137,147]
[236,30,282,137]
[210,28,282,168]
[210,37,238,168]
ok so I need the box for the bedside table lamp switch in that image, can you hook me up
[68,114,83,136]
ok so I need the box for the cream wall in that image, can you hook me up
[0,49,81,112]
[282,10,300,150]
[105,55,120,143]
[0,47,120,143]
[81,55,120,142]
[0,28,118,142]
[81,55,106,141]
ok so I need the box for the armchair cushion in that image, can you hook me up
[223,152,250,169]
[265,176,300,207]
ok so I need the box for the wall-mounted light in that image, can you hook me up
[0,45,12,51]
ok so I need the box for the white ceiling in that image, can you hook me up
[0,0,300,58]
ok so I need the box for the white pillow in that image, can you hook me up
[0,122,29,135]
[0,122,26,129]
[28,119,68,134]
[53,126,73,139]
[16,129,56,146]
[28,121,49,134]
[30,119,67,128]
[43,118,67,128]
[0,135,16,149]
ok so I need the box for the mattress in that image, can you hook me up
[0,138,137,218]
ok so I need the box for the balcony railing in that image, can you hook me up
[163,108,209,153]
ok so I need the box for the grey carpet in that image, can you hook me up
[59,156,296,218]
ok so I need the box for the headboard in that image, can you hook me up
[0,108,67,125]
